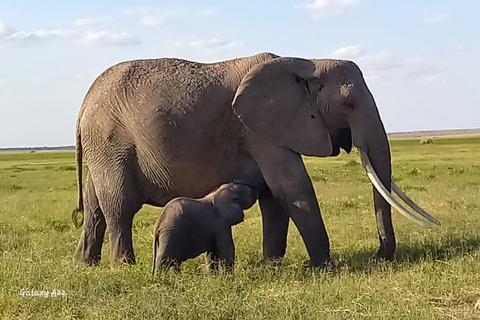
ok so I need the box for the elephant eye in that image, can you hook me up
[318,84,324,91]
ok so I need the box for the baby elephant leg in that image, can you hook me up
[162,258,181,272]
[154,255,181,273]
[205,250,221,272]
[153,236,182,274]
[212,228,235,272]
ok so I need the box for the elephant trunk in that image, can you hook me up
[365,133,396,260]
[350,89,440,259]
[350,90,396,260]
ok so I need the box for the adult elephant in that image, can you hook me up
[72,52,438,267]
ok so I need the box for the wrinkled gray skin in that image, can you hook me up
[152,182,257,273]
[73,52,394,267]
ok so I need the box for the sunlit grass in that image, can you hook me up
[1,137,479,319]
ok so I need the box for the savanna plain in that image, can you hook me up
[0,137,479,319]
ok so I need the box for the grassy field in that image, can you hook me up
[1,137,479,319]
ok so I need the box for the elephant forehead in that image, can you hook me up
[311,59,345,75]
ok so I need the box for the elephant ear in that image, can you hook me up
[213,186,245,226]
[232,57,332,157]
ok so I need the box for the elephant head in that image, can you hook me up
[232,57,438,259]
[213,182,257,226]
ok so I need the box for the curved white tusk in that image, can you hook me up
[359,150,434,227]
[391,181,440,225]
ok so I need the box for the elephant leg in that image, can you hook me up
[205,250,220,272]
[105,213,137,266]
[249,144,331,267]
[94,165,144,266]
[259,188,290,260]
[73,174,106,266]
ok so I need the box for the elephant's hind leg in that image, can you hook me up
[73,173,107,266]
[94,165,144,267]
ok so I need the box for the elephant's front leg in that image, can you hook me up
[250,145,331,267]
[205,250,220,272]
[259,188,290,261]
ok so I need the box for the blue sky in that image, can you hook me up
[0,0,479,147]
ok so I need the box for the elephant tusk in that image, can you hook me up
[359,150,435,227]
[391,180,440,225]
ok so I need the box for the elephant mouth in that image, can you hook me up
[359,149,440,226]
[329,127,352,157]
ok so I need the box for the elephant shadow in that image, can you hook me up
[342,235,480,273]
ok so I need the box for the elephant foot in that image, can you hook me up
[376,241,396,261]
[261,256,285,268]
[263,249,286,261]
[73,234,103,266]
[73,254,101,266]
[310,258,336,271]
[108,221,136,267]
[110,253,136,267]
[375,250,395,262]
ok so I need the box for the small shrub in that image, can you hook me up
[344,160,359,167]
[339,199,359,209]
[408,167,421,175]
[13,166,35,172]
[57,165,76,171]
[392,175,403,182]
[311,167,329,183]
[48,219,70,232]
[404,185,427,192]
[447,166,467,175]
[420,138,434,144]
[311,175,328,183]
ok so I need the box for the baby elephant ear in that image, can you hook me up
[232,57,333,157]
[214,187,245,226]
[215,204,244,226]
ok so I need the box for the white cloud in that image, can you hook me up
[75,31,141,47]
[0,19,141,48]
[0,22,141,48]
[2,29,75,46]
[330,45,443,83]
[331,45,366,59]
[199,9,216,17]
[176,38,241,52]
[173,38,242,58]
[74,17,113,27]
[126,7,151,15]
[0,77,9,84]
[127,7,217,27]
[186,38,240,50]
[141,14,169,27]
[0,21,15,37]
[298,0,366,19]
[423,12,451,24]
[126,8,171,27]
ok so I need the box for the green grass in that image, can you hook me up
[1,137,479,319]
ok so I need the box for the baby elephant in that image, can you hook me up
[152,182,258,273]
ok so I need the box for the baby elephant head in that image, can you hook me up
[213,182,258,226]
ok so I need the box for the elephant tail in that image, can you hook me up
[71,119,84,228]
